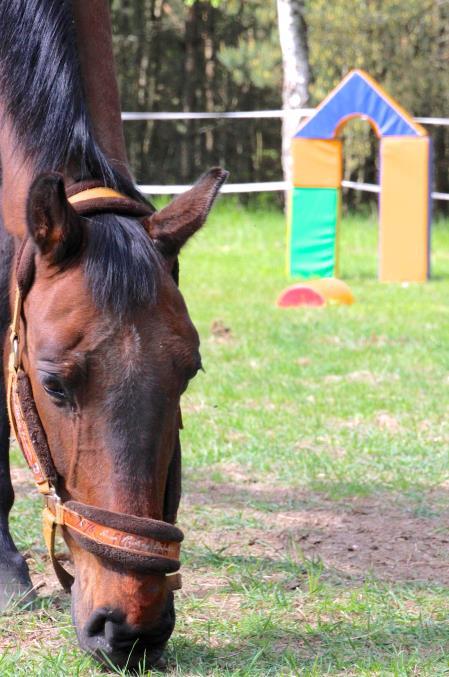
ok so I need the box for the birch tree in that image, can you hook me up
[276,0,310,183]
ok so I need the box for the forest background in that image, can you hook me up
[111,0,449,212]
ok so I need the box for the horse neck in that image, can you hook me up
[0,106,80,239]
[0,110,34,238]
[0,2,131,239]
[72,1,132,182]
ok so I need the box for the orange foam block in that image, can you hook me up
[379,136,430,282]
[305,278,354,305]
[292,138,343,188]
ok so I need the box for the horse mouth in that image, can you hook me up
[91,640,168,670]
[78,618,172,669]
[74,595,176,670]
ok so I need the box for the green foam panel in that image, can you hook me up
[289,187,339,278]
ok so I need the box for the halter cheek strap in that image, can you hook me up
[7,186,183,593]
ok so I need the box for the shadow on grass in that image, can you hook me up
[168,617,449,675]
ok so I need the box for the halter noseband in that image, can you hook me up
[6,185,183,593]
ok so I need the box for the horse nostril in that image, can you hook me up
[82,604,175,667]
[85,607,126,639]
[104,617,139,650]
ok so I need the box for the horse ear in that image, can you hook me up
[27,172,83,265]
[144,167,228,259]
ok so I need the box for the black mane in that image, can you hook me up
[83,214,161,317]
[0,0,160,314]
[0,0,139,195]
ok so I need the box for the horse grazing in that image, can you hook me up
[0,0,226,668]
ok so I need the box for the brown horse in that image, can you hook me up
[0,0,226,668]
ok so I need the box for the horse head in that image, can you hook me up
[15,168,226,667]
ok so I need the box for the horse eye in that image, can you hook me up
[42,376,67,402]
[188,357,203,381]
[179,358,202,394]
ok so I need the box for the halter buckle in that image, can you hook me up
[46,490,65,526]
[12,336,19,372]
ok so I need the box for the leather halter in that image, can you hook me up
[7,186,183,593]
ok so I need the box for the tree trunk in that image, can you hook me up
[276,0,310,184]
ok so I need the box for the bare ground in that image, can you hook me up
[3,465,449,656]
[181,469,449,587]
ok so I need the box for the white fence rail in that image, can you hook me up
[124,110,449,200]
[123,109,449,125]
[137,180,449,201]
[123,109,315,120]
[137,181,287,195]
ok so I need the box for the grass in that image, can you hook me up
[2,199,449,674]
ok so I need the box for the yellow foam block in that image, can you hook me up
[306,277,354,305]
[379,137,430,282]
[292,138,343,188]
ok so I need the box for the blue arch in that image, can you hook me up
[296,70,423,139]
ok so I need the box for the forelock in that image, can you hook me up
[82,213,162,316]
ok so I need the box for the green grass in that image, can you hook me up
[3,200,449,675]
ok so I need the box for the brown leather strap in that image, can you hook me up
[15,238,36,296]
[41,502,181,593]
[68,186,153,217]
[68,187,126,204]
[8,371,53,493]
[166,573,182,592]
[61,504,181,562]
[43,507,74,592]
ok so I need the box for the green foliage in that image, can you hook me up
[217,2,281,91]
[184,0,222,6]
[111,0,282,187]
[110,0,449,212]
[306,0,449,207]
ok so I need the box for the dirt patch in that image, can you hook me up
[323,370,399,386]
[9,467,36,498]
[182,476,449,586]
[210,319,233,342]
[374,412,401,432]
[28,553,74,598]
[277,498,449,584]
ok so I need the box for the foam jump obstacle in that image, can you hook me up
[286,69,432,287]
[277,277,355,308]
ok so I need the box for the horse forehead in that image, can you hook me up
[27,263,197,356]
[120,323,141,359]
[28,264,96,321]
[30,299,193,364]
